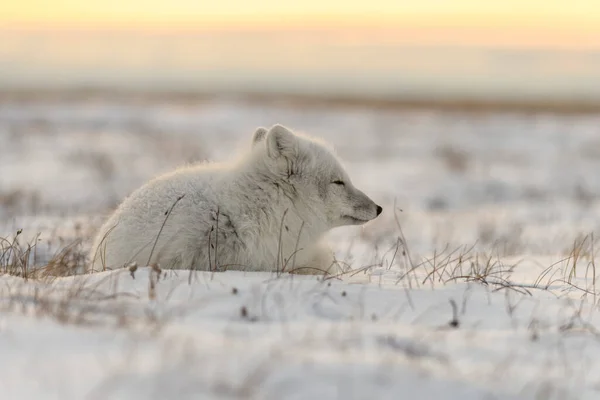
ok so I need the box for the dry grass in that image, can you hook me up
[327,204,600,304]
[3,219,600,399]
[2,204,600,334]
[0,246,183,333]
[0,229,144,330]
[1,229,87,280]
[3,219,599,296]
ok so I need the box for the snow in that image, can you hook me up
[2,95,600,399]
[2,266,600,399]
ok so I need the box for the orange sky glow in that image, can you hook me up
[2,0,600,48]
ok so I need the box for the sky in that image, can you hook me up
[2,0,599,29]
[0,2,599,110]
[1,1,599,51]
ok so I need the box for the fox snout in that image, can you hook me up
[339,189,382,226]
[360,191,382,221]
[369,202,383,221]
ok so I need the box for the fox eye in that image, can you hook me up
[332,180,345,186]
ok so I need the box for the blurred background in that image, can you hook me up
[1,0,600,263]
[2,0,600,106]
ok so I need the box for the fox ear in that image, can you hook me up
[266,124,297,158]
[252,127,268,146]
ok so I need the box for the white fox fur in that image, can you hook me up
[89,124,382,274]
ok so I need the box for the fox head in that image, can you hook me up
[251,124,382,229]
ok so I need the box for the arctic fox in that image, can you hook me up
[89,124,382,275]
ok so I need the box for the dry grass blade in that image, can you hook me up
[147,194,186,267]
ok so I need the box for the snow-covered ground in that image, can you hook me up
[2,95,600,399]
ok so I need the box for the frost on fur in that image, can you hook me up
[89,124,383,275]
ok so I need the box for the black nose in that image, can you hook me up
[376,205,383,216]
